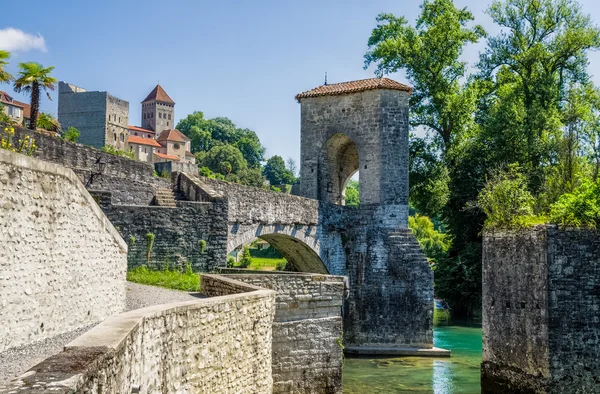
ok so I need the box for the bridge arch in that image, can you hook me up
[227,223,329,274]
[319,133,360,205]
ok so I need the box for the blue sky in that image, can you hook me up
[2,0,600,164]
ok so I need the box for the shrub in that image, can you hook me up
[101,144,134,159]
[408,214,450,265]
[199,239,207,254]
[275,261,287,271]
[477,165,542,228]
[550,181,600,228]
[146,232,155,261]
[1,126,37,156]
[226,256,235,268]
[62,126,80,142]
[239,245,252,268]
[129,235,135,246]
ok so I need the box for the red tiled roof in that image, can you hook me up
[128,125,155,134]
[154,152,180,161]
[295,77,412,101]
[142,84,175,104]
[185,151,195,157]
[157,128,190,142]
[128,135,162,147]
[0,91,31,118]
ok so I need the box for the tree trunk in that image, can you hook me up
[29,82,40,130]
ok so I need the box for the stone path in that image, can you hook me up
[0,282,203,384]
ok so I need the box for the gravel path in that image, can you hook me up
[0,282,204,384]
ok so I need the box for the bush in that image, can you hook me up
[550,181,600,228]
[226,256,235,268]
[275,261,287,271]
[101,144,135,159]
[62,126,80,142]
[477,165,542,228]
[239,245,252,268]
[408,214,450,265]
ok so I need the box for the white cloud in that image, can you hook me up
[0,28,47,53]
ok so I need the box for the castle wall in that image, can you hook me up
[105,93,129,150]
[2,275,276,394]
[482,225,600,394]
[0,149,127,353]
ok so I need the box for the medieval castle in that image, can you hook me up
[57,82,195,165]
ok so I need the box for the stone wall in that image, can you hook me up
[0,149,127,353]
[482,225,600,393]
[103,200,228,272]
[2,275,276,394]
[221,273,345,394]
[3,123,170,205]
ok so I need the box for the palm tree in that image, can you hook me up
[36,112,61,132]
[0,50,13,84]
[13,62,57,130]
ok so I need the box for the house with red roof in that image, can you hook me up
[154,128,195,164]
[1,91,31,127]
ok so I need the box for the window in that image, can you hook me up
[167,122,169,126]
[168,114,171,120]
[173,143,180,150]
[144,147,147,153]
[151,113,153,118]
[135,132,138,136]
[114,133,117,141]
[119,117,121,123]
[159,113,162,119]
[120,133,125,142]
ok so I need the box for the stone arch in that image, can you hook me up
[319,133,360,205]
[227,223,328,274]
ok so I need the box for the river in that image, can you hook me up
[343,311,482,393]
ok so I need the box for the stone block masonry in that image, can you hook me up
[0,149,127,353]
[2,275,276,394]
[220,273,346,394]
[482,225,600,394]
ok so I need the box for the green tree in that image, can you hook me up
[237,167,266,188]
[239,245,252,268]
[198,144,247,175]
[62,126,80,142]
[0,51,13,84]
[13,62,57,131]
[364,0,486,151]
[36,112,61,132]
[264,155,294,185]
[345,180,360,207]
[408,214,450,263]
[234,128,265,168]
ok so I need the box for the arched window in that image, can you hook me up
[120,133,125,142]
[173,143,180,151]
[113,133,117,141]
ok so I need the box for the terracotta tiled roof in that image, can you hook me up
[128,125,155,134]
[128,135,162,147]
[0,91,31,118]
[185,151,195,157]
[154,152,180,161]
[157,128,190,142]
[295,77,412,101]
[142,84,175,104]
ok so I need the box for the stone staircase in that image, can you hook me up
[153,187,177,207]
[387,229,429,265]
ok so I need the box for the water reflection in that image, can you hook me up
[343,310,482,393]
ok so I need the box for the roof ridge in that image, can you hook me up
[295,77,412,101]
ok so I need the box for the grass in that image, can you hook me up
[235,257,287,271]
[127,265,200,291]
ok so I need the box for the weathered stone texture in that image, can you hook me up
[103,200,228,272]
[0,149,127,353]
[222,273,345,394]
[2,275,276,394]
[482,225,600,394]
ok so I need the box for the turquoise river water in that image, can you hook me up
[343,313,482,393]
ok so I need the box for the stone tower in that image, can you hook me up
[296,78,437,354]
[141,84,175,132]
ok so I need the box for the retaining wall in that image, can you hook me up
[0,149,127,353]
[1,275,276,394]
[482,225,600,394]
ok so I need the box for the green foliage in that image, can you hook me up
[127,264,200,292]
[62,126,80,142]
[1,125,37,156]
[36,112,61,132]
[345,180,360,207]
[408,214,450,264]
[199,166,214,177]
[226,256,236,268]
[270,186,282,193]
[478,165,544,228]
[550,180,600,228]
[409,136,449,217]
[239,245,252,268]
[100,144,135,159]
[129,235,135,246]
[264,155,295,186]
[160,170,169,179]
[237,167,266,188]
[198,144,247,175]
[275,261,288,271]
[199,239,207,254]
[0,50,13,84]
[146,232,155,261]
[13,62,57,131]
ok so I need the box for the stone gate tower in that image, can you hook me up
[296,78,437,353]
[141,84,175,132]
